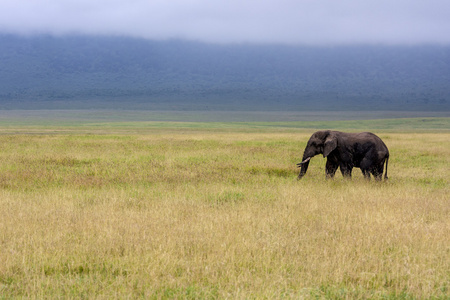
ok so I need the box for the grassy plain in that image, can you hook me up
[0,116,449,298]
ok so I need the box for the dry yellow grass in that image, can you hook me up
[0,129,448,298]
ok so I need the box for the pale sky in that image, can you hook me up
[1,0,449,45]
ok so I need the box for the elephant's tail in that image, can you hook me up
[384,155,389,180]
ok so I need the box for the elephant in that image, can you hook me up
[297,130,389,180]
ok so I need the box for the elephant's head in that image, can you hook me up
[297,130,337,179]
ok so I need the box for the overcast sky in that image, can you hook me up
[1,0,449,45]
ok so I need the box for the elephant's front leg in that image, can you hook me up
[361,169,371,180]
[360,158,372,180]
[325,160,338,179]
[339,163,353,178]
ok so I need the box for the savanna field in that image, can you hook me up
[0,116,449,298]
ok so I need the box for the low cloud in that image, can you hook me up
[1,0,449,45]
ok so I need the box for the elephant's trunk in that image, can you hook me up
[297,156,311,180]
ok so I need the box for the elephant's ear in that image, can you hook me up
[323,135,337,157]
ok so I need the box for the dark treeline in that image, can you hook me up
[0,34,449,110]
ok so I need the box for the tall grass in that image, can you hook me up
[0,128,448,298]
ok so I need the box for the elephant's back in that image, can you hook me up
[362,132,389,156]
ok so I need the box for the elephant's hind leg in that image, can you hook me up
[372,165,384,181]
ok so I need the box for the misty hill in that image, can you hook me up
[0,34,449,111]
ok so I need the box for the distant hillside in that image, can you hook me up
[0,34,449,111]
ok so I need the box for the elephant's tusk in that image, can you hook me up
[301,157,311,164]
[297,157,311,166]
